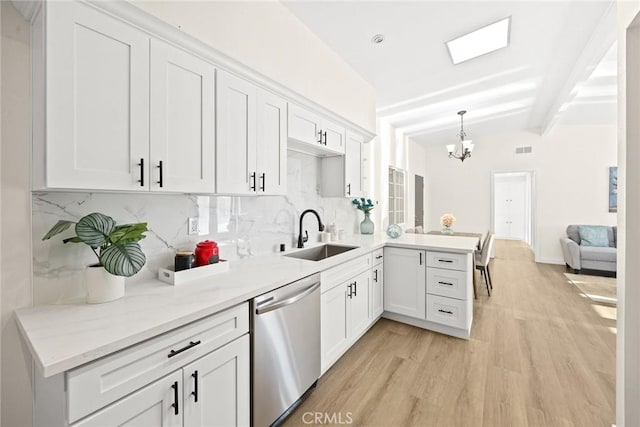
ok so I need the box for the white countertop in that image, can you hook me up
[15,232,478,378]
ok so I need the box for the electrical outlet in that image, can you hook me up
[188,217,199,235]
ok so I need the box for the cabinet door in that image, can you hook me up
[288,104,322,146]
[349,271,371,338]
[345,133,363,197]
[216,71,257,194]
[372,264,384,318]
[256,90,287,195]
[321,284,349,373]
[383,248,426,320]
[183,335,250,427]
[74,371,182,427]
[150,40,215,193]
[46,1,149,190]
[322,119,346,154]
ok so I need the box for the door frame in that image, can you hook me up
[414,174,424,228]
[490,170,537,256]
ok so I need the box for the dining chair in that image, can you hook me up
[475,233,495,296]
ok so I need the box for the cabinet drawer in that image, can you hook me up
[427,268,469,300]
[321,254,371,293]
[67,303,249,423]
[372,248,384,266]
[426,251,468,271]
[426,295,469,330]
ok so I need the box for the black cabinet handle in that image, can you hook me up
[374,269,378,283]
[137,158,144,187]
[260,173,265,192]
[438,281,454,286]
[191,370,199,403]
[157,161,164,188]
[323,131,327,145]
[353,281,357,297]
[347,283,352,299]
[347,183,351,195]
[438,309,453,315]
[317,130,323,143]
[438,259,453,263]
[375,255,383,260]
[250,172,256,192]
[168,340,201,358]
[419,253,423,265]
[171,381,179,415]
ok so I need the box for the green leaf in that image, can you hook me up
[75,213,116,248]
[100,243,146,277]
[42,220,75,241]
[62,236,83,244]
[109,222,148,244]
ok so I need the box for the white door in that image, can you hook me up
[322,119,346,154]
[371,265,384,318]
[383,248,426,320]
[256,89,287,195]
[46,1,150,190]
[321,284,349,373]
[183,335,250,427]
[75,371,182,427]
[494,174,528,240]
[216,71,257,194]
[150,40,215,193]
[345,133,363,197]
[288,104,322,146]
[349,271,371,338]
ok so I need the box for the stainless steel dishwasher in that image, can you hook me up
[252,273,321,427]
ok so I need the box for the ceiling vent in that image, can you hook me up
[515,146,533,154]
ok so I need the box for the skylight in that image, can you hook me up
[446,17,511,65]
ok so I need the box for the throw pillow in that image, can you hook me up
[578,226,610,247]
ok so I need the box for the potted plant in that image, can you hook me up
[352,198,375,234]
[43,212,148,303]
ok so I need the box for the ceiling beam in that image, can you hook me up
[535,1,616,136]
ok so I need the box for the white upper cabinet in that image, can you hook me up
[43,1,150,191]
[216,70,287,195]
[288,104,345,156]
[321,131,364,197]
[256,90,287,195]
[150,40,216,193]
[39,2,216,193]
[216,71,257,194]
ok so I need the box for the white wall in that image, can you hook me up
[618,1,640,425]
[1,2,33,426]
[368,119,428,232]
[132,0,376,132]
[423,125,617,263]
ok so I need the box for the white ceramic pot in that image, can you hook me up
[84,265,125,304]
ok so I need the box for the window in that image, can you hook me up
[388,167,405,224]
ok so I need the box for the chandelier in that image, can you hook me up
[446,110,474,162]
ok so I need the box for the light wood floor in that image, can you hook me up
[282,240,616,427]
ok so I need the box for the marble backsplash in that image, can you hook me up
[32,152,365,305]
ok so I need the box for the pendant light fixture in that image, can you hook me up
[447,110,474,162]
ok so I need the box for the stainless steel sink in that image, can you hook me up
[284,244,358,261]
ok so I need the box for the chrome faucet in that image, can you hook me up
[297,209,325,248]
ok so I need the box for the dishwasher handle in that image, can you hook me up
[255,282,320,315]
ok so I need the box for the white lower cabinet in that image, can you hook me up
[182,335,250,427]
[371,263,384,319]
[383,247,426,320]
[34,304,250,427]
[320,254,377,374]
[74,371,183,427]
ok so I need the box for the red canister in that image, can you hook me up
[194,240,219,267]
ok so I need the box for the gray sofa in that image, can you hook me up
[560,225,617,274]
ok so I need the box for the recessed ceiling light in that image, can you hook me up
[371,34,385,44]
[446,17,511,65]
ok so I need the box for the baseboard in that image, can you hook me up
[536,256,565,265]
